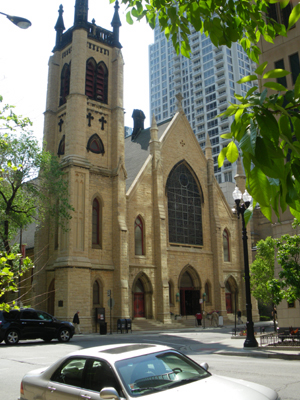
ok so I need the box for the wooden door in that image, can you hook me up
[134,293,145,317]
[226,293,232,313]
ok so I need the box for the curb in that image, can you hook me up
[216,350,300,360]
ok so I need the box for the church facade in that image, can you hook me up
[33,0,258,332]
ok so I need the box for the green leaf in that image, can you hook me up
[255,62,268,76]
[226,141,239,163]
[263,82,288,92]
[239,123,256,155]
[218,146,228,167]
[288,3,300,30]
[263,69,290,79]
[237,75,257,84]
[294,73,300,98]
[126,11,134,25]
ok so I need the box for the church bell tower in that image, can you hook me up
[35,0,128,331]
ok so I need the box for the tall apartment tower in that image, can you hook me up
[149,26,255,186]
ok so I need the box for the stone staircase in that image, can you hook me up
[131,316,196,332]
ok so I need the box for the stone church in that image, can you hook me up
[33,0,258,332]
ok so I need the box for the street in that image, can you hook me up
[1,328,299,400]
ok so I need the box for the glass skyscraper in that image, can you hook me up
[149,25,256,184]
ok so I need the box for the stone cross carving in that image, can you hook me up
[99,115,107,130]
[87,112,94,127]
[58,118,64,132]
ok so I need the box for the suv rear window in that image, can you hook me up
[2,310,19,321]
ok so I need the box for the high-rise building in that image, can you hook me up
[149,25,256,185]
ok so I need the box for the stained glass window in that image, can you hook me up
[167,162,203,245]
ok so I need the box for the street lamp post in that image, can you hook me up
[0,11,31,29]
[232,186,258,348]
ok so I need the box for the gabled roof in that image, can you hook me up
[124,119,170,191]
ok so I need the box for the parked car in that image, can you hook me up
[0,308,74,345]
[19,343,279,400]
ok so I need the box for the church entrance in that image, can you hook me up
[180,289,200,315]
[133,293,145,317]
[225,276,238,315]
[179,268,201,316]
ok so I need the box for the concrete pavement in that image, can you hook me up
[89,321,300,361]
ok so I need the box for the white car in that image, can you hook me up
[19,343,279,400]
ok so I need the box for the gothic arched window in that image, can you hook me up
[92,198,102,247]
[135,216,144,255]
[166,162,203,246]
[223,229,230,261]
[85,58,108,104]
[87,134,105,155]
[93,280,101,305]
[57,135,65,156]
[59,62,71,106]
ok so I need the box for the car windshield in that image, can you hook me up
[115,350,210,397]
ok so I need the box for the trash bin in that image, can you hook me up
[125,318,132,333]
[117,318,126,333]
[99,322,107,335]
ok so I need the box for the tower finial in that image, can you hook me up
[74,0,88,26]
[55,5,65,46]
[111,0,122,48]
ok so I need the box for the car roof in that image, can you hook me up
[66,343,173,363]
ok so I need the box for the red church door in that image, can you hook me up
[134,293,145,317]
[226,293,232,313]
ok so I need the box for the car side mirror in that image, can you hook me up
[100,387,120,400]
[200,362,209,371]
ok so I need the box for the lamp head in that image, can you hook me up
[0,12,31,29]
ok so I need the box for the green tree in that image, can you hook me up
[0,253,33,311]
[0,96,73,309]
[114,0,300,221]
[250,237,283,331]
[277,233,300,304]
[0,98,73,254]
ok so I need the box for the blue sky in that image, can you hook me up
[0,0,153,143]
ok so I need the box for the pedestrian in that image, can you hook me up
[212,311,218,327]
[73,311,82,334]
[195,312,202,326]
[237,310,243,324]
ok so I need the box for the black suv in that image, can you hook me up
[0,308,75,345]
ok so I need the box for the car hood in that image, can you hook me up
[131,375,277,400]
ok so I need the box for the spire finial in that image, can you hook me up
[55,5,65,47]
[111,0,122,48]
[176,93,183,113]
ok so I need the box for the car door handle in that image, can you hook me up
[80,395,91,399]
[47,386,57,392]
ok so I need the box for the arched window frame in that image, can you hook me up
[57,135,65,156]
[85,58,108,104]
[59,62,71,107]
[93,280,102,306]
[166,161,203,246]
[92,197,102,248]
[134,215,145,256]
[87,134,105,155]
[204,281,211,304]
[223,228,230,262]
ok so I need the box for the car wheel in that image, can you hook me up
[5,329,20,345]
[58,328,71,343]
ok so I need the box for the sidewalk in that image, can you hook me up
[99,321,300,361]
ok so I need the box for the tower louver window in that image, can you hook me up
[85,58,108,103]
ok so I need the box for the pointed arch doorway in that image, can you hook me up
[179,267,201,316]
[132,274,153,319]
